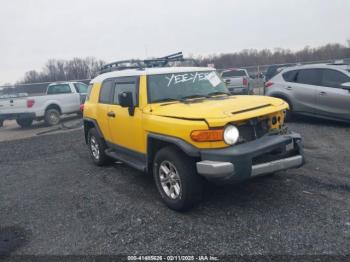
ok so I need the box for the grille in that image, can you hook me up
[237,119,269,143]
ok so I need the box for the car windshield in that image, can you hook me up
[148,71,228,103]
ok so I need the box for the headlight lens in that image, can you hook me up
[223,125,239,145]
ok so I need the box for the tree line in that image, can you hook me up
[21,57,105,84]
[18,41,350,84]
[196,41,350,69]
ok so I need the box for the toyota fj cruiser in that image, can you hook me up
[83,53,305,211]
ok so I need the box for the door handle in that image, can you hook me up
[107,111,116,118]
[286,86,292,90]
[319,91,327,96]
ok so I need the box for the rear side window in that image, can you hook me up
[282,70,298,82]
[222,70,246,77]
[295,69,321,85]
[113,77,138,105]
[99,80,114,104]
[321,69,350,88]
[47,84,71,94]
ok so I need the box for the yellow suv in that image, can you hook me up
[83,54,304,211]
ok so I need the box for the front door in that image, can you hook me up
[107,77,145,154]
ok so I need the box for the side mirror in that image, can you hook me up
[341,82,350,91]
[118,91,135,116]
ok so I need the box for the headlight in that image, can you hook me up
[223,125,239,145]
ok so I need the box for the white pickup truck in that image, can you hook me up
[0,82,88,128]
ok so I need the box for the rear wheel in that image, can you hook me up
[88,128,111,166]
[16,118,33,128]
[45,108,61,126]
[153,146,203,211]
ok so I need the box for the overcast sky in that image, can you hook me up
[0,0,349,84]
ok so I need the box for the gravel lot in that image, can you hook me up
[0,116,349,256]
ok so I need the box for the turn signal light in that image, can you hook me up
[190,129,224,142]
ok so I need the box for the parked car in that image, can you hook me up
[0,81,88,128]
[221,68,250,94]
[83,54,304,211]
[265,64,350,122]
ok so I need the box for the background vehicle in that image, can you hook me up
[84,53,304,211]
[265,63,350,122]
[265,64,296,82]
[0,82,88,127]
[221,68,250,94]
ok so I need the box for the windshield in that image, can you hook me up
[148,71,228,103]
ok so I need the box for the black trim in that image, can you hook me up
[105,141,147,172]
[148,133,200,158]
[0,112,36,121]
[83,117,104,144]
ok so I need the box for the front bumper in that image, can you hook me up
[196,132,304,183]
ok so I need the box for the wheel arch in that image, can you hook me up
[147,133,200,171]
[83,118,104,144]
[45,103,62,114]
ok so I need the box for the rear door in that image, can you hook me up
[316,69,350,121]
[289,69,320,114]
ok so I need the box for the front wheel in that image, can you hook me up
[16,118,33,128]
[153,146,203,211]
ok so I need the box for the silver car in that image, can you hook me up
[265,63,350,122]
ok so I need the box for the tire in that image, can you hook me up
[16,118,33,128]
[44,108,61,126]
[0,120,3,128]
[88,128,111,166]
[153,146,203,211]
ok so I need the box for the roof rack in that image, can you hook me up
[99,52,199,74]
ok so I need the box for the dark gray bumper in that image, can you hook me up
[0,112,36,121]
[196,132,304,183]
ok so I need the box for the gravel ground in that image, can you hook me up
[0,116,349,256]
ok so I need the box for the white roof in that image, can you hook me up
[91,67,214,83]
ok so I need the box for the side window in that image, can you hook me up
[113,80,138,105]
[74,83,88,93]
[99,80,114,104]
[321,69,350,88]
[282,70,298,82]
[47,84,71,94]
[295,69,321,85]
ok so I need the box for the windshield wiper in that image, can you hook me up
[153,98,179,103]
[207,91,230,97]
[180,94,208,101]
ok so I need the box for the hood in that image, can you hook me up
[149,96,287,127]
